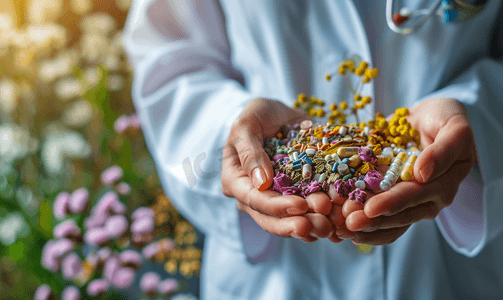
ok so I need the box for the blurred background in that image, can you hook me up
[0,0,202,299]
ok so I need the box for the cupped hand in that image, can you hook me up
[340,98,477,245]
[221,98,334,242]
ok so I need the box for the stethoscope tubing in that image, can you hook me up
[386,0,444,34]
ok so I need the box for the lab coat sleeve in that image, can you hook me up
[122,0,261,244]
[414,57,503,258]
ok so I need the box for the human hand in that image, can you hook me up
[221,98,334,242]
[336,98,477,245]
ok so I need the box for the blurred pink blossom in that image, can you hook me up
[100,166,123,185]
[113,267,135,289]
[140,272,160,297]
[86,279,109,297]
[68,188,89,213]
[62,286,81,300]
[158,278,179,295]
[53,192,70,219]
[61,252,82,280]
[105,215,128,239]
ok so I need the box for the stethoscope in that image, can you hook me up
[386,0,487,35]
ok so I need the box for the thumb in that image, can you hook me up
[414,114,474,183]
[230,115,275,191]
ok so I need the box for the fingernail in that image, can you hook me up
[328,229,335,238]
[419,161,434,183]
[352,241,361,245]
[336,230,355,240]
[287,207,304,215]
[252,168,266,190]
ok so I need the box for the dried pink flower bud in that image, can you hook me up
[333,179,353,197]
[364,170,382,190]
[101,166,123,185]
[140,272,160,297]
[358,147,377,164]
[53,192,70,219]
[301,180,322,198]
[158,278,179,295]
[349,189,368,205]
[61,252,82,280]
[86,279,109,297]
[68,188,89,214]
[113,267,135,289]
[62,286,81,300]
[105,215,128,239]
[272,172,292,193]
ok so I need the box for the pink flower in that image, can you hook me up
[159,238,175,252]
[119,250,143,269]
[53,220,81,240]
[100,166,123,185]
[116,182,131,195]
[53,192,70,219]
[103,256,120,282]
[131,207,154,220]
[113,267,135,289]
[130,217,154,235]
[61,252,82,280]
[114,115,130,133]
[141,242,160,261]
[84,227,110,246]
[84,213,108,229]
[105,215,128,239]
[363,170,382,190]
[140,272,160,297]
[68,188,89,214]
[97,247,112,262]
[128,114,141,129]
[41,241,59,271]
[158,278,179,295]
[41,239,74,272]
[34,284,53,300]
[62,286,81,300]
[92,191,120,216]
[86,279,109,297]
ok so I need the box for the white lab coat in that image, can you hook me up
[123,0,503,299]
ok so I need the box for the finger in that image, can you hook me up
[352,226,410,245]
[328,204,345,227]
[229,176,309,217]
[305,213,334,238]
[222,146,309,217]
[237,201,312,239]
[364,159,472,218]
[327,183,346,205]
[305,192,332,215]
[414,114,474,183]
[335,222,356,240]
[350,202,439,232]
[229,116,274,191]
[342,199,364,218]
